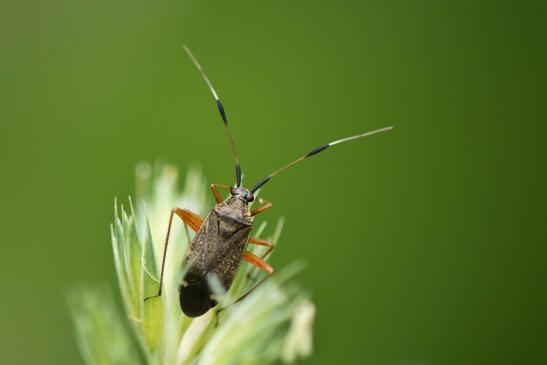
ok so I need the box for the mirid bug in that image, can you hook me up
[146,45,393,317]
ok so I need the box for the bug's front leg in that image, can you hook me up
[144,208,203,302]
[250,198,272,216]
[210,183,231,203]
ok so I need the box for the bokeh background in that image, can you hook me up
[1,0,546,364]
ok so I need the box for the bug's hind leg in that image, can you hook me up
[211,183,231,203]
[215,252,274,325]
[144,208,203,302]
[238,252,274,302]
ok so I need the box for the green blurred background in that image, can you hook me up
[1,0,546,364]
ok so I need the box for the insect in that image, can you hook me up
[146,45,393,317]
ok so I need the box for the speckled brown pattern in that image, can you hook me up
[182,196,253,290]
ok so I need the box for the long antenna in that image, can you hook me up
[251,126,393,193]
[183,44,242,187]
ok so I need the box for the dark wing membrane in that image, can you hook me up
[179,275,217,317]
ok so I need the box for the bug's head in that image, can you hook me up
[230,186,254,203]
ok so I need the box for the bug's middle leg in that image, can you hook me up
[245,237,275,280]
[210,183,231,203]
[144,208,203,301]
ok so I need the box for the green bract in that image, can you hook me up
[68,164,314,365]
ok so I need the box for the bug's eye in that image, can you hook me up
[247,194,254,202]
[230,187,237,195]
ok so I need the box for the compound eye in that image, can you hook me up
[247,194,254,202]
[230,187,237,195]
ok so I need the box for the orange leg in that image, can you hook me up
[211,183,231,203]
[214,252,275,324]
[246,237,275,280]
[243,251,273,275]
[248,237,275,260]
[175,208,203,232]
[145,208,203,301]
[250,198,272,216]
[234,252,274,303]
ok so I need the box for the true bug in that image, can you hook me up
[146,45,393,317]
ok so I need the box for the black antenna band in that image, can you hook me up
[235,163,242,187]
[251,126,393,193]
[306,144,329,157]
[252,176,271,192]
[183,44,242,187]
[216,100,228,125]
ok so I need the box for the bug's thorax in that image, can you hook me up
[214,195,253,225]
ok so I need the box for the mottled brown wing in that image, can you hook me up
[182,208,252,289]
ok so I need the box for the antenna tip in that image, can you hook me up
[377,126,394,133]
